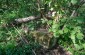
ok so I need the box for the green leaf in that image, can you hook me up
[52,24,57,29]
[70,35,75,39]
[47,20,53,25]
[70,34,76,44]
[63,27,69,33]
[74,44,82,50]
[59,30,63,34]
[71,31,76,35]
[76,17,84,23]
[52,28,56,33]
[53,32,59,38]
[73,27,81,33]
[82,44,85,49]
[76,26,81,30]
[60,18,67,23]
[76,33,84,40]
[71,0,77,5]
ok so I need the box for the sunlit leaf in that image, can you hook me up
[71,0,77,5]
[63,27,69,33]
[82,44,85,49]
[76,33,84,40]
[71,31,76,35]
[70,34,76,44]
[74,44,81,50]
[59,30,63,34]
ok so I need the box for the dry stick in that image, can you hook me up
[5,15,40,27]
[15,15,40,23]
[32,49,37,55]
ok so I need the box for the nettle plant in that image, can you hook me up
[48,17,84,50]
[44,0,85,50]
